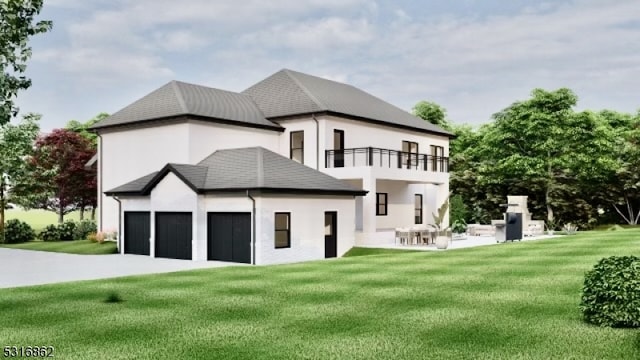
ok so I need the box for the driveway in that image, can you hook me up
[0,248,239,289]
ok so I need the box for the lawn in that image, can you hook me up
[0,240,117,254]
[1,230,639,359]
[4,209,86,232]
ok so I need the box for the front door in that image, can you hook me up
[333,130,344,168]
[324,211,337,258]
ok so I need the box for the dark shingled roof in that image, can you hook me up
[91,81,282,131]
[105,147,367,196]
[243,69,453,136]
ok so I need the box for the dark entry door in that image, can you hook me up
[325,211,337,258]
[155,212,192,260]
[124,212,150,255]
[208,213,251,264]
[333,130,344,168]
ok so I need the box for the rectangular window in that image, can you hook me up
[290,131,304,164]
[274,212,290,248]
[402,141,419,169]
[430,145,444,171]
[415,194,423,224]
[376,193,388,216]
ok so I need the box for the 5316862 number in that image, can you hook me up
[3,346,54,358]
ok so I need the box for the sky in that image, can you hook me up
[14,0,640,131]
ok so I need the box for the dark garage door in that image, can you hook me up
[155,212,192,260]
[208,213,251,264]
[124,212,150,255]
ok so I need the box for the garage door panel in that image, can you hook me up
[156,212,192,260]
[124,212,150,255]
[232,214,251,264]
[208,213,251,264]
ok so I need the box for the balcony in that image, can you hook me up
[325,147,449,172]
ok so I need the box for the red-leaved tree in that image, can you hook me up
[13,129,96,223]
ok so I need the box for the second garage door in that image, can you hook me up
[155,212,192,260]
[207,213,251,264]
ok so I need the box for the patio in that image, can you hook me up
[359,231,559,251]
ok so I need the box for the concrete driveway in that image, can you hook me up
[0,248,239,289]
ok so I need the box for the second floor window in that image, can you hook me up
[402,141,419,169]
[430,145,444,172]
[290,131,304,164]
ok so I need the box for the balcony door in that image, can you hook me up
[402,141,419,169]
[334,130,344,168]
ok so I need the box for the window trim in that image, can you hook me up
[376,193,388,216]
[415,194,423,224]
[274,212,291,249]
[290,131,304,164]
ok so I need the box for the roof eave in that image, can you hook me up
[266,111,454,138]
[90,114,284,133]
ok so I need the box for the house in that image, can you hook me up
[91,69,452,265]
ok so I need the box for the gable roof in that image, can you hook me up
[105,147,367,196]
[91,81,282,131]
[243,69,453,137]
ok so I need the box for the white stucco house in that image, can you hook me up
[91,69,452,265]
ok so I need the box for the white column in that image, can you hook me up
[362,173,377,235]
[149,211,155,258]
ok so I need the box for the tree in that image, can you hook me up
[0,0,52,125]
[66,112,109,146]
[0,113,40,241]
[13,129,96,223]
[413,100,452,130]
[606,111,640,224]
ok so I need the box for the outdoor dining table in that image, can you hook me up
[396,227,436,245]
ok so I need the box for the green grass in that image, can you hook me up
[4,209,85,232]
[343,246,423,257]
[0,240,117,254]
[1,230,639,359]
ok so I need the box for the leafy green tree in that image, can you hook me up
[13,129,96,224]
[0,113,40,241]
[606,111,640,224]
[0,0,52,125]
[66,112,109,145]
[413,100,452,130]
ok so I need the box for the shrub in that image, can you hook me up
[74,220,97,240]
[103,291,123,303]
[580,256,640,328]
[57,221,76,241]
[95,232,106,244]
[87,232,98,243]
[39,225,60,242]
[3,219,35,244]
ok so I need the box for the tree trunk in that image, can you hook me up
[91,207,96,221]
[79,206,85,220]
[58,206,64,224]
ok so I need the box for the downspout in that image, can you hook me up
[312,114,319,170]
[113,196,122,253]
[246,190,256,265]
[97,133,104,232]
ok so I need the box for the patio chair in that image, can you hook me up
[395,228,411,245]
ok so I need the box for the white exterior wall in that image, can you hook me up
[256,196,356,265]
[187,120,280,163]
[99,120,281,232]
